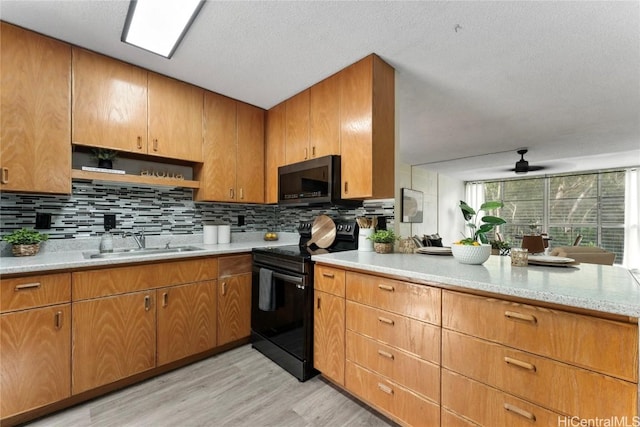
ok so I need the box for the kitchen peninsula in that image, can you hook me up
[311,252,640,426]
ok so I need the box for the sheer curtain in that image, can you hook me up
[623,168,640,269]
[465,182,485,211]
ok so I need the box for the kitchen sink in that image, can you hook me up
[84,246,204,259]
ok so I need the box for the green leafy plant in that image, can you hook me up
[367,229,397,244]
[2,228,49,245]
[90,148,118,161]
[490,239,511,251]
[457,200,506,245]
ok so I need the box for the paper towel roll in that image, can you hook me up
[203,225,218,245]
[218,225,231,244]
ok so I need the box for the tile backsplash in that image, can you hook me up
[1,182,394,239]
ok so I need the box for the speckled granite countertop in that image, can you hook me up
[0,232,298,276]
[312,251,640,318]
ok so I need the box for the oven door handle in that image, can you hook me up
[253,267,305,285]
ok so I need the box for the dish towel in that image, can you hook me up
[258,268,276,311]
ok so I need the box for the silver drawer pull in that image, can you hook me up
[504,403,536,421]
[504,356,537,372]
[378,316,395,326]
[14,282,42,291]
[377,349,394,360]
[377,383,394,395]
[144,295,151,311]
[505,311,537,324]
[322,272,335,278]
[378,284,394,292]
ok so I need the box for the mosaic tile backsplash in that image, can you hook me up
[1,182,394,239]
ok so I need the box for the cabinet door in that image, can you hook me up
[310,74,340,159]
[339,55,394,199]
[72,292,156,394]
[148,72,203,162]
[72,47,147,153]
[314,290,345,385]
[265,102,286,203]
[198,91,237,201]
[0,22,71,194]
[236,102,265,203]
[285,89,310,164]
[1,304,71,418]
[217,273,251,346]
[157,280,217,366]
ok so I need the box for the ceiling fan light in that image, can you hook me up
[515,160,529,174]
[121,0,204,58]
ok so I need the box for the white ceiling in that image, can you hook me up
[2,1,639,181]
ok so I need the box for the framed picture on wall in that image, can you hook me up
[401,188,423,223]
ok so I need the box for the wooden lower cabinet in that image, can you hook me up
[346,361,440,426]
[217,273,251,345]
[314,290,345,385]
[0,304,71,419]
[157,280,217,366]
[72,291,156,394]
[442,369,562,426]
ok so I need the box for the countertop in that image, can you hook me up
[312,251,640,318]
[0,232,298,276]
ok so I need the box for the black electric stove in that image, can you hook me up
[250,218,358,381]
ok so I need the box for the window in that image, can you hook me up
[476,171,626,264]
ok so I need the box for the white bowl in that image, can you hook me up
[451,243,491,265]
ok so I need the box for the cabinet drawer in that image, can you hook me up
[441,409,478,427]
[442,329,638,420]
[315,265,345,297]
[218,254,251,277]
[346,330,439,402]
[443,369,563,426]
[346,301,440,363]
[346,272,440,325]
[442,290,638,382]
[1,273,71,312]
[73,257,218,300]
[345,361,440,427]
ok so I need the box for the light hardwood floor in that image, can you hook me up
[27,345,396,427]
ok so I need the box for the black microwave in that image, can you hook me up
[278,155,360,207]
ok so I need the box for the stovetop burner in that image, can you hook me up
[253,218,359,262]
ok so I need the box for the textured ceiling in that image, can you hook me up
[1,0,638,181]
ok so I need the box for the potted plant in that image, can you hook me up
[452,200,506,264]
[91,148,118,169]
[2,228,49,257]
[490,239,511,256]
[368,229,397,254]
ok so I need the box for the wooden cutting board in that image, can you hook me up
[306,215,336,249]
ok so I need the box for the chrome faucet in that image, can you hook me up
[125,229,146,249]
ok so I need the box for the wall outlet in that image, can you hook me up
[35,212,52,229]
[238,215,245,227]
[104,214,116,231]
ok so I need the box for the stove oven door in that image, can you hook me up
[250,264,314,375]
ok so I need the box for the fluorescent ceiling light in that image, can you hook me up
[122,0,204,58]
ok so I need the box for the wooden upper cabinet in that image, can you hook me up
[0,22,71,194]
[265,102,286,203]
[310,73,341,159]
[285,89,310,164]
[72,48,147,154]
[198,92,237,201]
[147,72,203,162]
[236,101,265,203]
[340,54,394,199]
[197,93,264,203]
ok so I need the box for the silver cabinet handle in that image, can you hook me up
[378,284,394,292]
[377,383,393,395]
[377,349,394,360]
[504,356,536,372]
[378,316,395,326]
[54,311,63,329]
[504,311,537,324]
[1,167,8,184]
[504,403,536,421]
[144,295,151,311]
[14,282,41,291]
[162,292,168,307]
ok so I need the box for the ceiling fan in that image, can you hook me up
[511,149,548,174]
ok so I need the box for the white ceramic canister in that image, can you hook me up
[218,225,231,244]
[203,224,218,245]
[358,228,374,252]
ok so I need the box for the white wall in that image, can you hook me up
[437,173,466,245]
